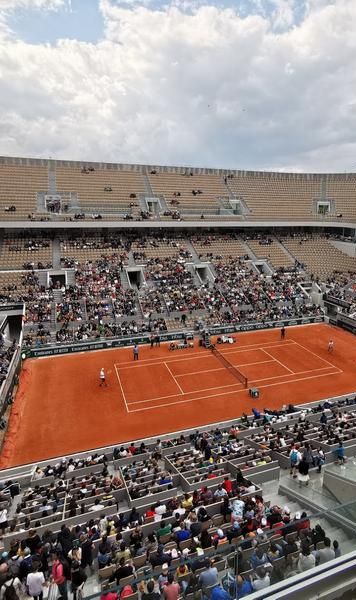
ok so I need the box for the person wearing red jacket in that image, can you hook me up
[222,476,233,495]
[51,553,68,600]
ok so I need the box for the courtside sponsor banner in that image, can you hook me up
[24,317,325,358]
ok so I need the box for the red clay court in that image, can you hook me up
[1,323,355,468]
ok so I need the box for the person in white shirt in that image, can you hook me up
[88,499,105,512]
[27,565,46,600]
[99,368,107,387]
[1,576,22,600]
[252,567,270,591]
[154,503,167,516]
[0,508,8,534]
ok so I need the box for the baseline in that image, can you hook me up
[127,368,341,413]
[293,340,340,370]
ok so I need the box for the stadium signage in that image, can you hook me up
[24,317,325,358]
[209,316,324,335]
[25,331,190,358]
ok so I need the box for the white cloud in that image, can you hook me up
[0,0,355,171]
[0,0,66,10]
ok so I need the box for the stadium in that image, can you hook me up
[0,156,355,600]
[1,0,356,598]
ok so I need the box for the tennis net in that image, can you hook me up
[211,345,248,388]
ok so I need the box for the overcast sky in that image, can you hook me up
[0,0,355,172]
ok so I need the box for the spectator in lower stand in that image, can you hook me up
[199,559,218,591]
[210,585,232,600]
[185,573,201,597]
[175,525,191,545]
[97,536,112,567]
[156,520,172,539]
[26,563,46,600]
[252,566,270,591]
[163,574,180,600]
[26,530,41,555]
[57,525,74,557]
[235,574,253,598]
[311,524,326,548]
[222,476,233,496]
[142,579,161,600]
[70,560,87,600]
[109,557,134,585]
[51,552,68,600]
[297,543,316,572]
[250,546,269,570]
[189,513,202,537]
[79,534,94,572]
[150,544,172,568]
[0,573,22,600]
[315,538,335,564]
[333,540,341,558]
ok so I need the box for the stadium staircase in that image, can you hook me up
[237,236,258,260]
[119,269,131,290]
[143,171,154,196]
[37,271,48,288]
[52,238,61,269]
[51,288,62,327]
[65,270,75,286]
[48,161,56,194]
[273,235,299,264]
[184,240,201,263]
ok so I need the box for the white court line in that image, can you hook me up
[164,362,184,395]
[252,365,340,384]
[217,340,296,356]
[174,360,275,378]
[128,381,243,405]
[114,364,129,414]
[115,343,295,371]
[113,340,295,368]
[261,348,295,374]
[126,363,341,407]
[293,340,338,369]
[115,354,214,370]
[127,369,342,413]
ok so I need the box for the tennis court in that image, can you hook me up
[1,323,355,467]
[114,337,341,413]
